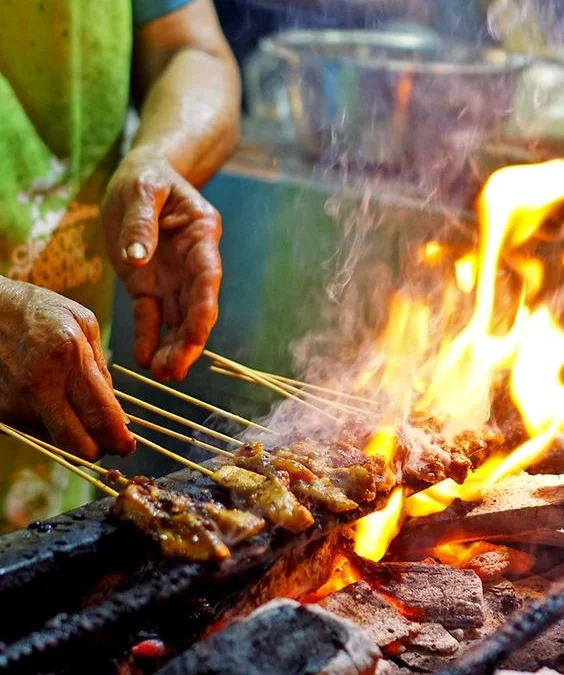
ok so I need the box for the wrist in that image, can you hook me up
[120,144,170,171]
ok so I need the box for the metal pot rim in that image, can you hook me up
[261,29,531,75]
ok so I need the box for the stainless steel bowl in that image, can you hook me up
[260,30,530,180]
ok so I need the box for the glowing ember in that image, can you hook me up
[354,160,564,556]
[303,554,361,603]
[432,541,534,580]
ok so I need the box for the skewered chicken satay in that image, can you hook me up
[211,464,315,533]
[202,502,265,545]
[233,443,358,513]
[274,442,394,503]
[111,478,264,561]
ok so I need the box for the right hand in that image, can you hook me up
[0,278,135,461]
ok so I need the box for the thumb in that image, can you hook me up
[119,191,162,267]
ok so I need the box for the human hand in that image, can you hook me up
[102,149,222,381]
[0,278,135,461]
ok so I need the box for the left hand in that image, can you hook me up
[102,148,222,381]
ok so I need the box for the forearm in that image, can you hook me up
[131,47,241,187]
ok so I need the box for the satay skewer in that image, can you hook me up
[127,414,233,458]
[132,432,214,477]
[114,390,244,447]
[113,364,275,435]
[0,423,119,498]
[203,350,341,422]
[209,362,377,406]
[16,430,129,486]
[210,365,367,416]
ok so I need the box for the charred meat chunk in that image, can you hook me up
[111,482,233,561]
[212,463,315,533]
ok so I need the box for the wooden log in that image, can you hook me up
[156,599,384,675]
[392,474,564,555]
[349,558,485,629]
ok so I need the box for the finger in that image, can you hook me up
[119,181,168,267]
[67,355,136,458]
[71,305,128,424]
[75,306,113,388]
[34,393,101,463]
[133,296,162,369]
[149,329,177,382]
[162,291,181,330]
[164,235,222,380]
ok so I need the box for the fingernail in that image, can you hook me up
[123,242,148,261]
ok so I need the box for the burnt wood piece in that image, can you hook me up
[528,438,564,475]
[217,529,347,625]
[0,469,390,675]
[392,474,564,556]
[155,599,383,675]
[438,581,564,675]
[350,557,484,629]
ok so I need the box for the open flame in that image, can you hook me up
[354,160,564,560]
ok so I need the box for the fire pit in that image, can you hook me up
[0,464,561,674]
[1,160,564,674]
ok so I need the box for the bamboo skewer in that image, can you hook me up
[210,364,377,407]
[114,390,244,447]
[127,414,233,458]
[0,423,119,498]
[17,431,129,486]
[210,365,366,416]
[113,364,274,435]
[266,378,366,415]
[132,432,214,477]
[203,350,341,422]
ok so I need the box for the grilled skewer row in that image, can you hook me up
[111,441,394,562]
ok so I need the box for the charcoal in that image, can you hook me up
[397,651,456,672]
[408,623,461,656]
[351,558,484,629]
[496,669,563,674]
[319,580,418,649]
[482,580,521,634]
[464,546,534,583]
[155,599,383,675]
[501,619,564,672]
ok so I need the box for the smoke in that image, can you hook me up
[243,1,564,450]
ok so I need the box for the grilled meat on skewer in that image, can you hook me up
[111,479,265,561]
[202,502,265,545]
[274,442,394,503]
[233,443,358,513]
[212,464,315,533]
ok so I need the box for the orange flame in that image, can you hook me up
[354,160,564,555]
[303,554,361,603]
[354,487,404,562]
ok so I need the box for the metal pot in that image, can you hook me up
[258,30,529,178]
